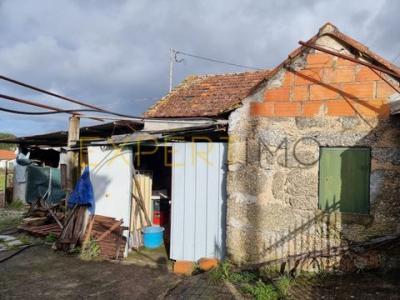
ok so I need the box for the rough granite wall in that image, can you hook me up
[226,34,400,272]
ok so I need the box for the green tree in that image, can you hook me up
[0,133,16,150]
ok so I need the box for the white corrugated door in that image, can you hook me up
[170,142,227,261]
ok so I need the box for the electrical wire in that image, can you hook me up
[0,73,142,118]
[174,49,263,70]
[0,107,108,115]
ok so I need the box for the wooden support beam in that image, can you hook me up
[66,116,80,209]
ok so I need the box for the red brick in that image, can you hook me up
[356,100,390,118]
[356,67,381,81]
[294,69,323,85]
[173,261,195,276]
[198,258,219,271]
[282,72,294,87]
[264,87,290,101]
[307,53,333,67]
[251,102,274,116]
[376,81,397,98]
[292,85,309,101]
[302,101,325,117]
[326,100,355,116]
[310,84,339,100]
[274,102,301,117]
[336,57,357,67]
[341,82,374,99]
[323,67,355,83]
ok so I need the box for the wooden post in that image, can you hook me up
[4,161,7,206]
[66,116,80,210]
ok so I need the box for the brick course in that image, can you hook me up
[251,52,394,118]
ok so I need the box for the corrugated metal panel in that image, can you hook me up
[170,143,227,261]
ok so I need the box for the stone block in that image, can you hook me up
[339,116,360,130]
[372,148,400,165]
[295,117,326,129]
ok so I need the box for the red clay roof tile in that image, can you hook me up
[144,70,270,117]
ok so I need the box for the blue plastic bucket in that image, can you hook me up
[142,226,165,249]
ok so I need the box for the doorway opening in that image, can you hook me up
[130,145,173,265]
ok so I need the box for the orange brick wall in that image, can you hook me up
[251,52,398,118]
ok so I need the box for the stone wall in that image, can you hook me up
[226,35,400,272]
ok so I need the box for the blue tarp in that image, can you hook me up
[68,167,95,214]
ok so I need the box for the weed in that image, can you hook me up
[209,260,233,282]
[68,246,81,255]
[274,275,292,297]
[0,215,23,232]
[230,271,258,284]
[17,234,31,245]
[80,238,100,260]
[6,201,26,210]
[241,281,279,300]
[45,233,58,243]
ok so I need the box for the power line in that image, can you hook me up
[0,73,137,118]
[173,49,263,70]
[0,93,144,120]
[0,93,101,121]
[0,107,107,115]
[0,93,81,114]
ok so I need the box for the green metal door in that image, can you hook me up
[319,148,370,214]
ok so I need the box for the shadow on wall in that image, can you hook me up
[231,110,400,276]
[89,173,111,208]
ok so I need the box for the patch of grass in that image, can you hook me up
[0,215,23,232]
[80,237,100,260]
[45,233,58,243]
[208,261,296,299]
[17,234,32,245]
[274,275,292,298]
[230,271,258,284]
[209,260,233,282]
[241,281,279,300]
[6,201,26,210]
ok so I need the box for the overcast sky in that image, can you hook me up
[0,0,398,136]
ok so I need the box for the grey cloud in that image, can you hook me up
[0,0,395,136]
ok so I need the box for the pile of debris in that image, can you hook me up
[19,204,64,238]
[83,215,127,260]
[19,207,127,260]
[19,223,62,238]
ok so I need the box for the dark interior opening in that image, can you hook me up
[133,145,172,257]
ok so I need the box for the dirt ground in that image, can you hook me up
[0,245,180,300]
[1,208,400,300]
[288,271,400,300]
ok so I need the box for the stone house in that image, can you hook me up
[145,23,400,271]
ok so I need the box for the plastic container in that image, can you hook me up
[142,226,165,249]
